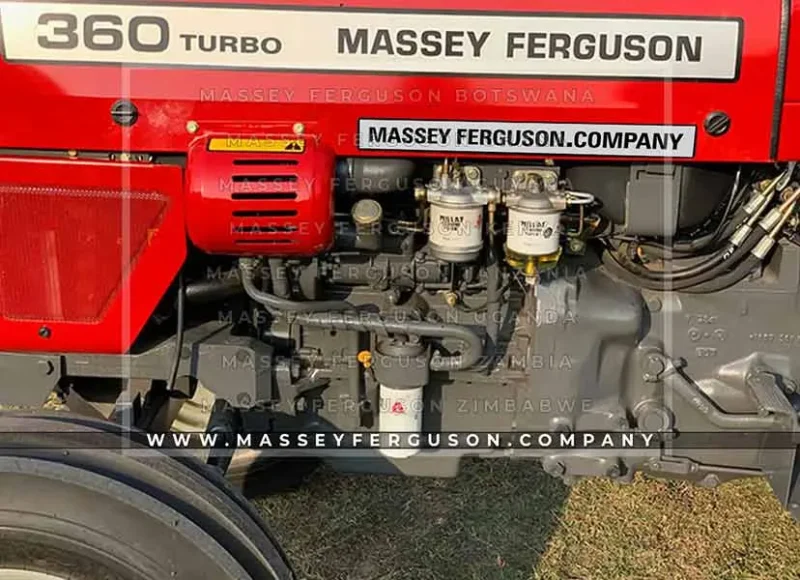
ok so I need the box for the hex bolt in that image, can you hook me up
[293,122,305,135]
[464,166,481,184]
[38,326,51,339]
[568,238,586,254]
[646,298,662,313]
[186,120,199,134]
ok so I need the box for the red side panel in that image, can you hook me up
[778,2,800,160]
[0,0,784,163]
[0,158,186,353]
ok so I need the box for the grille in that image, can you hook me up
[0,185,168,322]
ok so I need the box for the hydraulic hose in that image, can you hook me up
[605,229,764,291]
[635,168,790,261]
[604,190,800,292]
[636,205,748,259]
[638,169,745,258]
[681,255,760,294]
[620,182,779,282]
[610,227,764,290]
[239,258,484,371]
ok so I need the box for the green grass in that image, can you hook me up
[254,460,800,580]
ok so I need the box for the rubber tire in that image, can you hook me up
[0,411,294,580]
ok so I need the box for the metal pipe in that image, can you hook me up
[293,311,483,372]
[268,258,291,298]
[483,202,501,372]
[240,259,483,371]
[336,158,416,195]
[240,258,353,313]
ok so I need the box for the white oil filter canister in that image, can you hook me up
[428,191,484,262]
[379,384,424,459]
[506,193,562,257]
[372,338,430,459]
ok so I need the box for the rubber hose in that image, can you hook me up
[608,227,765,291]
[638,209,746,259]
[681,255,761,294]
[184,277,243,304]
[620,217,756,282]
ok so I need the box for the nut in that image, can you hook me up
[186,120,199,134]
[443,292,459,308]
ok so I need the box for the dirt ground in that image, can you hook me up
[254,459,800,580]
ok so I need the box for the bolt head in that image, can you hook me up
[38,326,51,339]
[293,122,305,135]
[568,238,586,254]
[545,461,566,477]
[186,120,199,134]
[646,298,662,313]
[704,111,731,137]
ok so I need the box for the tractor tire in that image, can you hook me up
[0,411,294,580]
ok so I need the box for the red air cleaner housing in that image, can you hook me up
[186,134,335,256]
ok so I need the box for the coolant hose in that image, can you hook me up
[239,259,484,371]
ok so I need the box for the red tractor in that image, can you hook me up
[1,0,800,577]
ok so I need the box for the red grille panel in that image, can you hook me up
[0,185,168,323]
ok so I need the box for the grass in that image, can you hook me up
[253,459,800,580]
[33,394,800,578]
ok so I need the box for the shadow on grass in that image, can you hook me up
[249,458,568,580]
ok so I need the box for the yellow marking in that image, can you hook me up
[357,351,373,368]
[208,137,305,153]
